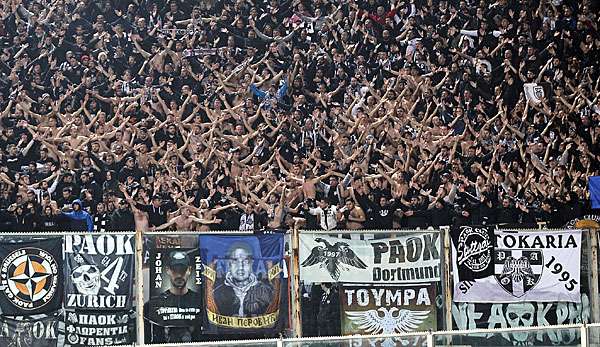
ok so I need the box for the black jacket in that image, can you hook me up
[317,287,340,336]
[108,208,135,231]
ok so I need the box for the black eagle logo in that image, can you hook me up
[499,256,535,283]
[301,238,367,280]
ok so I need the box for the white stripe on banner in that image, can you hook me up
[299,233,441,284]
[453,229,582,303]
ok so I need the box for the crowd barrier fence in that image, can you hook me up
[124,323,598,346]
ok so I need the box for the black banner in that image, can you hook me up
[144,235,203,344]
[0,311,62,347]
[0,238,63,315]
[452,293,590,345]
[451,226,494,281]
[64,235,135,311]
[64,310,134,346]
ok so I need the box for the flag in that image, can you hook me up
[199,234,286,335]
[0,238,64,315]
[523,82,552,105]
[451,226,495,281]
[590,176,600,209]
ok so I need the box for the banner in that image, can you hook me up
[341,284,436,346]
[300,233,440,283]
[200,234,286,334]
[64,235,135,310]
[523,82,552,105]
[565,215,600,229]
[65,311,134,346]
[0,312,63,347]
[452,293,590,346]
[453,230,581,303]
[451,226,494,281]
[144,235,204,343]
[588,176,600,209]
[0,238,63,315]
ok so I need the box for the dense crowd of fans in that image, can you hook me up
[0,0,598,233]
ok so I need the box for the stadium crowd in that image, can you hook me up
[0,0,598,233]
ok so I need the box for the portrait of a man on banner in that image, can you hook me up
[200,235,286,334]
[144,235,204,344]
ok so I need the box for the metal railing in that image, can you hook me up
[133,322,595,346]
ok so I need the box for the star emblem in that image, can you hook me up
[9,255,51,300]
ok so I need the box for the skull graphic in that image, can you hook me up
[505,303,535,345]
[71,264,101,295]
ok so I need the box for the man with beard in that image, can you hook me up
[144,251,203,343]
[213,243,274,317]
[108,198,135,231]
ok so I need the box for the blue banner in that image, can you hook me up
[199,234,286,335]
[590,176,600,209]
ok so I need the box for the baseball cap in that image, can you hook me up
[168,251,190,267]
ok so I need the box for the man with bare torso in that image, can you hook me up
[153,207,219,231]
[339,199,366,230]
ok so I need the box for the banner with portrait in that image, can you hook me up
[64,310,135,346]
[453,230,581,303]
[341,284,436,346]
[199,234,286,335]
[143,235,203,344]
[0,238,63,315]
[300,233,440,284]
[0,311,63,347]
[64,234,135,310]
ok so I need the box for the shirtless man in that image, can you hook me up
[133,208,150,232]
[266,188,287,229]
[180,200,235,231]
[339,199,366,230]
[152,207,220,231]
[277,152,343,204]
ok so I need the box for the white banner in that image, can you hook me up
[523,82,552,105]
[453,230,581,303]
[299,233,440,284]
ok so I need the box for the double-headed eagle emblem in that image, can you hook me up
[346,307,430,335]
[301,238,367,280]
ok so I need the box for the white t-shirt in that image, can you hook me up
[309,206,338,230]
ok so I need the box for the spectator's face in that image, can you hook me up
[229,248,252,283]
[345,200,354,211]
[118,200,128,210]
[234,124,244,135]
[542,202,551,211]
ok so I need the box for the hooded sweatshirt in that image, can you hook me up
[62,199,94,232]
